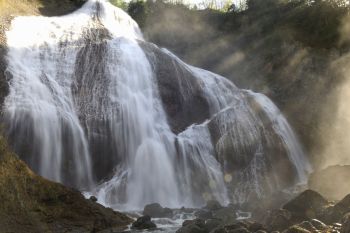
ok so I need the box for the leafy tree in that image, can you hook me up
[109,0,129,11]
[128,0,149,28]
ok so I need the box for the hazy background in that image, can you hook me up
[118,0,350,171]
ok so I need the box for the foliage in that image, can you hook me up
[109,0,129,11]
[128,0,149,28]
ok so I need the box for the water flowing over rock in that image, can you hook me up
[3,0,311,210]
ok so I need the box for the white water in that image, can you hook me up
[4,0,310,210]
[245,91,312,181]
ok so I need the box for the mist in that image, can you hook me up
[127,0,350,171]
[317,13,350,168]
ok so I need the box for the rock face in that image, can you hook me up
[0,135,132,233]
[174,190,350,233]
[308,165,350,201]
[140,42,211,134]
[282,190,328,221]
[140,41,309,205]
[326,194,350,223]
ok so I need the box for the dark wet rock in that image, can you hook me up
[196,209,214,220]
[228,228,250,233]
[208,221,265,233]
[264,209,293,232]
[283,225,311,233]
[210,228,226,233]
[177,225,208,233]
[248,222,265,232]
[282,190,328,221]
[90,195,98,202]
[212,207,237,225]
[0,45,9,108]
[341,213,350,233]
[297,221,318,232]
[140,42,211,135]
[224,222,249,231]
[326,194,350,223]
[183,219,206,228]
[224,224,250,233]
[205,200,223,211]
[250,191,296,222]
[310,219,328,230]
[177,218,207,233]
[308,165,350,201]
[234,221,266,232]
[143,203,173,218]
[131,215,157,230]
[205,219,222,232]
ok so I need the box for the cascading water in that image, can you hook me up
[4,0,311,210]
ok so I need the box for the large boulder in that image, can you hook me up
[195,209,213,220]
[143,203,173,218]
[308,165,350,200]
[205,200,223,211]
[131,215,157,230]
[282,190,328,221]
[176,219,207,233]
[264,209,293,232]
[0,136,132,233]
[325,194,350,223]
[183,219,206,228]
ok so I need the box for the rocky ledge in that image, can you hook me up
[0,135,132,233]
[132,190,350,233]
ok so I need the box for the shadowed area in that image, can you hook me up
[0,134,132,233]
[37,0,87,16]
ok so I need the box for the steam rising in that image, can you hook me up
[318,15,350,168]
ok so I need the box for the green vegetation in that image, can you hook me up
[110,0,129,10]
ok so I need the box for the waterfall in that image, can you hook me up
[4,0,311,210]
